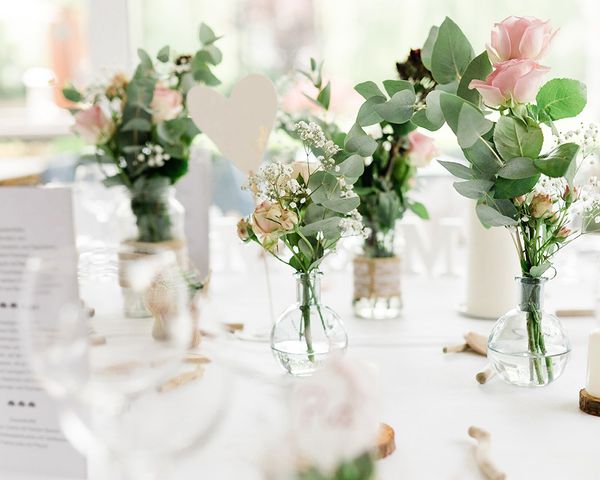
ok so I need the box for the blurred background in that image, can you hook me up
[1,0,599,281]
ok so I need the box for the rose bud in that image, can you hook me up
[237,218,251,242]
[530,193,553,218]
[556,226,571,240]
[514,195,527,206]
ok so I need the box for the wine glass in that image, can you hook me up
[18,245,230,479]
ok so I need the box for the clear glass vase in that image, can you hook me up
[488,277,570,387]
[116,185,188,318]
[353,227,402,319]
[271,271,348,376]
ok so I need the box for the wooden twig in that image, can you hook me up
[468,426,506,480]
[157,366,205,393]
[476,365,496,384]
[443,343,468,353]
[443,332,488,356]
[555,308,594,318]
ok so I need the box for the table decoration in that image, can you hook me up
[580,329,600,416]
[267,357,383,480]
[423,16,600,386]
[443,331,496,384]
[349,49,439,319]
[64,22,223,317]
[238,120,367,375]
[468,426,506,480]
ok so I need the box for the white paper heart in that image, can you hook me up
[187,74,278,174]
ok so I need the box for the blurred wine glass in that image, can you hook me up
[19,245,230,480]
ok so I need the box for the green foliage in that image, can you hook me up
[297,452,376,480]
[430,17,474,85]
[476,203,517,227]
[536,78,587,122]
[492,116,543,161]
[344,123,378,157]
[62,84,82,102]
[494,174,540,199]
[533,142,579,179]
[457,51,492,105]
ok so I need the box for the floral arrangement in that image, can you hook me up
[348,50,439,258]
[421,16,599,383]
[64,24,223,243]
[237,120,366,272]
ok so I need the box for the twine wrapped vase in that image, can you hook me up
[353,255,402,320]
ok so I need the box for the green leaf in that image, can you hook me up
[453,179,493,199]
[191,53,221,86]
[157,45,170,62]
[199,23,221,45]
[440,93,492,149]
[457,51,492,104]
[529,262,551,278]
[494,174,540,199]
[102,174,125,187]
[317,82,331,109]
[382,79,413,97]
[137,48,154,69]
[121,117,152,132]
[310,57,317,71]
[336,154,364,182]
[412,90,444,131]
[497,157,539,179]
[354,81,385,100]
[476,203,517,227]
[463,138,503,179]
[357,96,385,127]
[438,160,473,180]
[320,196,360,214]
[372,89,415,124]
[536,78,587,121]
[344,123,377,157]
[204,45,223,65]
[421,26,439,71]
[62,85,82,103]
[430,17,474,84]
[534,142,579,178]
[493,116,543,161]
[408,201,429,219]
[300,217,341,239]
[126,76,156,107]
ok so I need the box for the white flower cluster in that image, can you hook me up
[295,121,341,159]
[534,175,568,201]
[243,162,311,209]
[339,209,369,239]
[337,176,357,199]
[556,123,600,162]
[579,176,600,225]
[134,143,171,168]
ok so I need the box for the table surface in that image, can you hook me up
[10,261,600,480]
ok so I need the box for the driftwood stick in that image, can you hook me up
[468,426,506,480]
[476,365,496,384]
[443,343,468,353]
[158,366,205,393]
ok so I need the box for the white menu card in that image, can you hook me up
[0,187,86,478]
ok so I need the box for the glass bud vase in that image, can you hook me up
[116,185,188,318]
[488,277,570,387]
[353,227,402,319]
[271,271,348,376]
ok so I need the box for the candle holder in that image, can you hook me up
[579,389,600,416]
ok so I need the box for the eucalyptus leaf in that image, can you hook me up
[457,51,492,105]
[440,93,492,149]
[412,90,444,131]
[199,23,221,45]
[157,45,170,62]
[354,81,385,100]
[62,85,82,103]
[137,49,154,69]
[529,262,551,278]
[462,138,503,179]
[421,26,439,71]
[497,157,539,179]
[336,154,364,182]
[344,123,377,157]
[317,82,331,109]
[357,96,385,127]
[430,17,474,84]
[408,201,429,219]
[320,196,360,214]
[372,89,415,124]
[476,203,517,227]
[438,160,473,180]
[382,79,413,97]
[453,179,493,199]
[493,116,543,161]
[204,45,223,65]
[300,217,341,239]
[121,118,152,132]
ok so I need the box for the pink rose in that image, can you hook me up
[407,131,437,167]
[469,59,549,107]
[530,193,553,218]
[487,16,557,64]
[151,84,183,123]
[252,201,298,250]
[73,105,114,144]
[290,160,319,184]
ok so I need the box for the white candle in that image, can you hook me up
[585,329,600,398]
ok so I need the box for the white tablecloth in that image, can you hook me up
[11,261,600,480]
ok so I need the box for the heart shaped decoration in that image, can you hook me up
[187,74,278,174]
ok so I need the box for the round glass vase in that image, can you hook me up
[488,277,570,387]
[116,185,188,318]
[353,227,402,319]
[270,271,348,376]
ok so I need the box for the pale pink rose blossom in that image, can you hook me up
[487,16,557,64]
[530,194,553,218]
[407,131,438,167]
[290,160,319,184]
[73,105,114,144]
[469,59,549,107]
[252,201,298,251]
[151,84,183,123]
